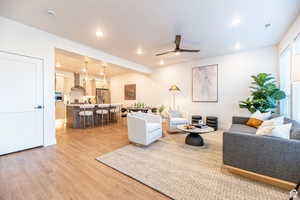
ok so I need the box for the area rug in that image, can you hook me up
[96,132,287,200]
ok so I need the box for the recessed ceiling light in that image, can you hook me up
[231,17,241,26]
[175,52,180,56]
[136,48,143,55]
[234,42,241,50]
[56,62,61,68]
[159,60,165,65]
[96,30,104,38]
[47,9,56,17]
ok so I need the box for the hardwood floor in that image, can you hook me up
[0,120,169,200]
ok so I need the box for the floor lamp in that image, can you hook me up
[169,85,180,110]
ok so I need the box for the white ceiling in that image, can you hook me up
[1,0,300,68]
[55,49,133,77]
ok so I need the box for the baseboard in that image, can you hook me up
[223,165,295,190]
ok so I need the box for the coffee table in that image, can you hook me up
[177,125,214,146]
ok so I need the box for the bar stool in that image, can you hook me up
[79,104,95,128]
[110,103,121,122]
[96,104,110,125]
[121,107,127,126]
[121,107,127,118]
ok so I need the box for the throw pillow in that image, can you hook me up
[256,123,292,139]
[250,110,271,121]
[260,116,284,128]
[246,118,263,128]
[271,123,292,139]
[256,125,274,136]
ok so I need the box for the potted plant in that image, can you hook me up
[158,105,165,115]
[239,73,286,113]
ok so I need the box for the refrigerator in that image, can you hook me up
[96,88,111,104]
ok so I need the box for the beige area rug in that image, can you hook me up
[96,131,287,200]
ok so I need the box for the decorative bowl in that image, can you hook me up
[184,125,195,130]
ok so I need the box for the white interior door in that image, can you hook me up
[0,51,44,155]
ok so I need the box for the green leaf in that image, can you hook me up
[271,90,286,100]
[249,107,257,113]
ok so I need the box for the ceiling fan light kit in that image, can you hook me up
[156,35,200,56]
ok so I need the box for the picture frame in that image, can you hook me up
[124,84,136,100]
[192,64,218,102]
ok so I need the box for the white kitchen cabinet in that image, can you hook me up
[55,75,64,92]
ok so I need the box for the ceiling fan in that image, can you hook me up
[155,35,200,56]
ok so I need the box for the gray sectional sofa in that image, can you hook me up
[223,115,300,183]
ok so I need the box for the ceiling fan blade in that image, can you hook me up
[155,50,176,56]
[179,49,200,53]
[175,35,181,49]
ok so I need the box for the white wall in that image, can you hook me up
[110,72,155,106]
[111,46,278,129]
[0,17,151,146]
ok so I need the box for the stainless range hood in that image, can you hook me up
[71,72,86,94]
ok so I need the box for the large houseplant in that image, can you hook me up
[239,73,286,113]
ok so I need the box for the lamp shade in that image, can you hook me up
[169,85,180,91]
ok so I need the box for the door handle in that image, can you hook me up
[34,105,44,109]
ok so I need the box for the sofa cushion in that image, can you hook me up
[265,114,300,140]
[170,118,188,124]
[147,123,161,132]
[256,126,274,136]
[260,116,284,127]
[271,123,292,139]
[229,124,257,134]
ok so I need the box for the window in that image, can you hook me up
[292,37,300,121]
[279,48,291,117]
[280,35,300,121]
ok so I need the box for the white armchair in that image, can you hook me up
[127,113,162,146]
[166,110,189,133]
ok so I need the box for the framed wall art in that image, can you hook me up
[192,64,218,102]
[124,84,136,100]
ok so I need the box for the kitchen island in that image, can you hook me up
[66,104,83,128]
[66,104,119,128]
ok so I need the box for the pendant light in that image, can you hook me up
[83,61,89,84]
[103,66,107,84]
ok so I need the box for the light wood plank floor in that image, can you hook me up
[0,120,169,200]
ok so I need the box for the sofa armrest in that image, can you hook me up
[127,116,147,144]
[145,114,162,124]
[223,131,300,183]
[232,116,249,124]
